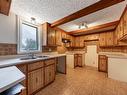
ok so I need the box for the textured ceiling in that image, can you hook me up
[11,0,100,24]
[59,1,127,32]
[11,0,127,32]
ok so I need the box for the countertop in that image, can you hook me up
[0,53,66,68]
[99,52,127,59]
[0,66,25,93]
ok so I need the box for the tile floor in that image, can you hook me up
[36,67,127,95]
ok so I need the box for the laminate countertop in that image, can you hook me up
[0,54,66,68]
[0,66,25,93]
[99,52,127,59]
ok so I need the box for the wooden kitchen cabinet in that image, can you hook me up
[79,36,85,47]
[45,64,55,85]
[106,31,114,46]
[28,68,44,95]
[56,30,62,46]
[48,27,56,46]
[0,0,11,15]
[70,36,75,47]
[44,59,55,85]
[74,54,83,68]
[98,55,107,72]
[74,37,79,47]
[15,58,56,95]
[123,8,127,36]
[99,31,114,46]
[117,18,124,40]
[99,32,106,46]
[42,22,56,46]
[61,31,67,39]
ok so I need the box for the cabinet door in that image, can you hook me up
[77,54,82,67]
[74,54,78,68]
[61,32,67,39]
[56,30,62,45]
[79,36,84,47]
[106,32,114,46]
[28,68,44,95]
[98,55,107,72]
[70,36,75,47]
[75,37,80,47]
[45,64,55,86]
[123,10,127,35]
[0,0,11,15]
[48,28,56,46]
[117,18,124,39]
[99,33,106,46]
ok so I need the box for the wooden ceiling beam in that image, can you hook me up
[68,20,119,35]
[51,0,124,27]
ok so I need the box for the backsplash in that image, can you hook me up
[0,43,17,55]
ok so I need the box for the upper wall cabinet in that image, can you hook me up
[99,31,114,47]
[42,22,56,46]
[55,30,62,46]
[0,0,11,15]
[115,6,127,45]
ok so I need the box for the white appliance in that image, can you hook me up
[85,45,98,67]
[66,54,74,68]
[108,57,127,82]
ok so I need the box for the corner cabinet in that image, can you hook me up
[0,0,11,15]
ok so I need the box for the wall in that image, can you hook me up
[0,13,17,43]
[0,13,17,55]
[0,13,44,55]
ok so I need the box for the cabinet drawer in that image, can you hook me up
[45,59,56,66]
[28,61,44,71]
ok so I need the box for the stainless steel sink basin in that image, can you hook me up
[20,57,37,60]
[20,55,49,60]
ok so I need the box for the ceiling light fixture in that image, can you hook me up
[31,17,36,24]
[79,22,88,29]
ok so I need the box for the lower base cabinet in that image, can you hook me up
[16,58,56,95]
[74,54,83,68]
[45,64,55,85]
[28,68,44,95]
[98,55,108,72]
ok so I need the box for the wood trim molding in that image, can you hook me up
[51,0,124,27]
[68,21,119,35]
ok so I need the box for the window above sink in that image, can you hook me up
[17,17,41,53]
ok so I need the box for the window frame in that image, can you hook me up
[17,18,41,54]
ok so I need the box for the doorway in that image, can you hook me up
[85,45,98,67]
